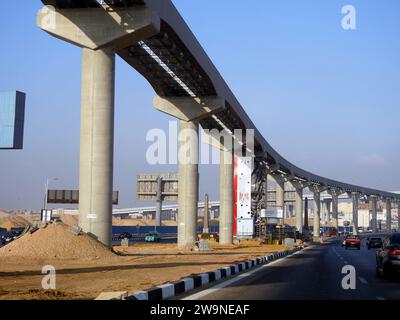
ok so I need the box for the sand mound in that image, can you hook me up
[0,223,117,261]
[0,220,25,231]
[60,214,79,227]
[0,211,9,218]
[0,215,31,231]
[112,218,177,227]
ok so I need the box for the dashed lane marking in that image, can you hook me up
[181,246,310,300]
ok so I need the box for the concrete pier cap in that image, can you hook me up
[37,4,161,50]
[153,96,225,122]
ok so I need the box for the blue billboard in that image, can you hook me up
[0,91,26,149]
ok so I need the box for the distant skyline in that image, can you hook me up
[0,0,399,210]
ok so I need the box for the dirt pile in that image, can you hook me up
[0,223,117,261]
[0,220,25,231]
[60,214,79,227]
[112,218,177,227]
[0,215,31,231]
[0,211,9,218]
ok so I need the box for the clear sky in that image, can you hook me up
[0,0,399,210]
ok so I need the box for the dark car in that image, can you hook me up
[345,235,361,250]
[118,232,132,240]
[367,237,383,250]
[376,233,400,279]
[1,232,16,245]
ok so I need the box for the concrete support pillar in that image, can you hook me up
[398,202,400,230]
[178,120,199,248]
[331,195,339,230]
[312,190,321,241]
[270,175,284,219]
[203,194,209,234]
[275,179,285,209]
[153,96,224,247]
[351,193,359,235]
[264,173,269,209]
[386,199,392,232]
[295,188,303,232]
[370,196,378,233]
[323,199,332,226]
[219,142,234,244]
[289,180,304,233]
[79,47,115,246]
[304,197,309,230]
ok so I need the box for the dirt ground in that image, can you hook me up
[0,240,293,300]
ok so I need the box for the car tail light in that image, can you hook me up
[387,250,400,255]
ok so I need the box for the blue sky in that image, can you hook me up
[0,0,399,210]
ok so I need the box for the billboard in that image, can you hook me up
[0,91,26,149]
[137,173,179,202]
[263,208,284,219]
[234,156,254,238]
[47,190,119,205]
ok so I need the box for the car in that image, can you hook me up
[118,232,132,240]
[345,235,361,250]
[367,237,383,250]
[1,232,16,245]
[376,233,400,279]
[145,231,161,243]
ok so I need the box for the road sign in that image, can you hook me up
[137,173,178,202]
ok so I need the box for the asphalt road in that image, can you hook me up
[181,238,400,300]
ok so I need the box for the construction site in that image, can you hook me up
[0,210,295,300]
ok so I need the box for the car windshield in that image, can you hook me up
[348,236,359,239]
[391,234,400,244]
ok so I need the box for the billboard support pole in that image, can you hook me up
[155,177,163,228]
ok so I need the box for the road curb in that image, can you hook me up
[127,246,303,300]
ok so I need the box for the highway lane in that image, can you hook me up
[181,238,400,300]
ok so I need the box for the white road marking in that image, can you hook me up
[181,246,311,300]
[376,296,386,300]
[358,277,368,285]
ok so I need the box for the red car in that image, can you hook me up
[345,235,361,250]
